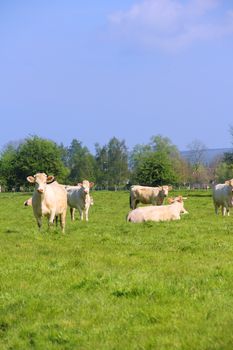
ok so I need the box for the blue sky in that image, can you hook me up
[1,0,233,153]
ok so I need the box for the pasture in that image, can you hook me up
[0,190,233,349]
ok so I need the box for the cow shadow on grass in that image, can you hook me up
[4,228,20,234]
[185,193,212,198]
[174,191,212,198]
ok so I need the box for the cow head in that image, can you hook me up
[27,173,55,194]
[168,196,188,214]
[161,186,169,197]
[225,179,233,187]
[161,185,172,196]
[77,180,95,194]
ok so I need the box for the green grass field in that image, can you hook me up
[1,190,233,350]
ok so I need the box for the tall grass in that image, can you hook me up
[0,190,233,349]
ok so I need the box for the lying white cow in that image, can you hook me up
[66,180,94,221]
[130,185,172,209]
[212,179,233,216]
[127,196,188,223]
[27,173,67,232]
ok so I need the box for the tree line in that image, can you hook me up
[0,134,233,191]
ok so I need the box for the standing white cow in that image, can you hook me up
[27,173,67,232]
[127,196,188,223]
[129,185,172,209]
[212,179,233,216]
[66,180,94,221]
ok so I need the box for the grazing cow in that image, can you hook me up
[129,185,172,209]
[66,180,94,221]
[27,173,67,232]
[212,179,233,216]
[127,196,188,223]
[24,197,32,206]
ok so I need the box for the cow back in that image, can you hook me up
[67,186,85,210]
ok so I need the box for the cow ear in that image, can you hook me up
[168,186,173,190]
[167,197,174,204]
[90,182,95,188]
[228,179,233,186]
[27,176,35,183]
[47,175,54,183]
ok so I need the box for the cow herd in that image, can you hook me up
[24,173,233,233]
[25,173,94,233]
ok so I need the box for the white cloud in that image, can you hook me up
[108,0,233,51]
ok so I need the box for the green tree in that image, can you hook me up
[223,152,233,165]
[135,152,177,186]
[150,134,179,155]
[214,162,233,183]
[212,126,233,183]
[95,137,129,189]
[0,136,69,190]
[151,135,190,185]
[58,142,69,167]
[67,139,96,184]
[130,135,187,186]
[95,143,108,188]
[0,143,18,190]
[107,137,129,188]
[128,144,151,185]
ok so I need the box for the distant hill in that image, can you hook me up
[180,148,233,165]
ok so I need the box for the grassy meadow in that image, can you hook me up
[1,190,233,349]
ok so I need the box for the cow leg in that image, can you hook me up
[77,207,83,220]
[70,208,75,221]
[224,201,230,216]
[48,211,56,228]
[60,211,66,233]
[221,202,230,216]
[84,207,89,221]
[36,217,42,230]
[221,205,226,216]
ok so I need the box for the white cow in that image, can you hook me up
[27,173,67,232]
[23,195,59,225]
[127,196,188,223]
[212,179,233,216]
[129,185,172,209]
[66,180,94,221]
